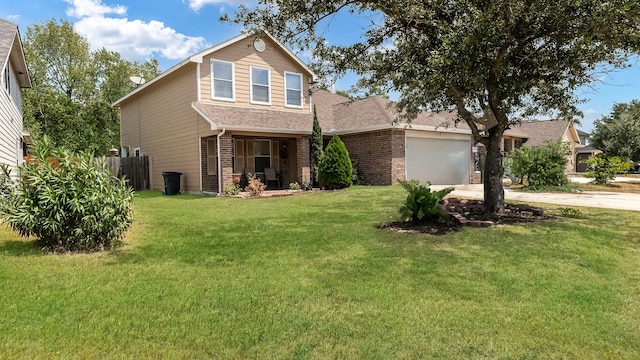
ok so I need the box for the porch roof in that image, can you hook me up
[192,102,314,134]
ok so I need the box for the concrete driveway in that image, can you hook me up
[432,177,640,211]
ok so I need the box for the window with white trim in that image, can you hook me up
[211,59,234,101]
[250,66,270,104]
[285,72,302,107]
[133,147,141,157]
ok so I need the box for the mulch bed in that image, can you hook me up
[380,197,554,235]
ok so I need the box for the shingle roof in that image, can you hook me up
[515,120,575,147]
[311,89,350,131]
[192,102,313,133]
[324,92,470,134]
[0,18,30,88]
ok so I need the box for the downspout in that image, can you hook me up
[216,127,226,195]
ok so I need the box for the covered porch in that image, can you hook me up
[201,133,311,194]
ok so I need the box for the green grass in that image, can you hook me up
[1,186,640,359]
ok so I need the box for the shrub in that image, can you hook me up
[584,153,631,185]
[506,140,571,188]
[0,138,133,252]
[244,174,265,197]
[318,135,352,190]
[351,158,369,185]
[398,179,454,223]
[289,181,301,190]
[224,183,241,196]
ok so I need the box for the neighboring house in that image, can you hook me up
[114,32,489,193]
[575,145,602,172]
[574,129,602,172]
[577,129,590,145]
[0,19,31,174]
[512,120,581,173]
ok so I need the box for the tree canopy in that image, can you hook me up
[228,0,640,213]
[22,19,161,155]
[590,101,640,161]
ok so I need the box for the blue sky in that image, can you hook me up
[2,0,639,133]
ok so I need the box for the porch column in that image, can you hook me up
[297,135,311,185]
[219,133,233,191]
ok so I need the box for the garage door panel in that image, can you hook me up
[406,137,470,185]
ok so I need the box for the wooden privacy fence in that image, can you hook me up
[97,156,150,191]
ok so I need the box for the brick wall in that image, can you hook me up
[341,129,406,185]
[296,136,311,185]
[219,133,233,190]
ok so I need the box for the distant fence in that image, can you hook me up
[97,156,150,191]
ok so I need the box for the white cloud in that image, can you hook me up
[74,16,208,60]
[66,0,208,62]
[65,0,126,18]
[6,15,20,22]
[186,0,256,12]
[583,108,599,116]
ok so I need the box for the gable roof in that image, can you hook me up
[515,120,580,146]
[0,19,31,88]
[113,31,315,107]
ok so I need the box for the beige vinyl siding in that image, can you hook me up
[200,36,311,111]
[120,64,203,192]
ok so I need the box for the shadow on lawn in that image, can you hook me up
[0,240,42,256]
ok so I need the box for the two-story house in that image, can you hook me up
[0,19,31,174]
[115,32,531,193]
[114,33,317,194]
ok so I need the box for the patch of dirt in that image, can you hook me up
[380,198,554,235]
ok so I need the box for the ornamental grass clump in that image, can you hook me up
[0,138,134,252]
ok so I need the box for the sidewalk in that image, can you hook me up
[432,178,640,212]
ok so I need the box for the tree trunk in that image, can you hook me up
[483,127,505,214]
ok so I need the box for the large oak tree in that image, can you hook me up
[228,0,640,213]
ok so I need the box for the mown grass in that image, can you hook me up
[576,181,640,193]
[1,186,640,359]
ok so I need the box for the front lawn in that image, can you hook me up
[1,187,639,358]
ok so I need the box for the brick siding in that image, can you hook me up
[341,129,406,185]
[297,136,311,185]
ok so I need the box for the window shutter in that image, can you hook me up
[247,140,254,171]
[235,139,245,173]
[207,138,217,175]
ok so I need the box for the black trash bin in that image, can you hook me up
[162,172,183,195]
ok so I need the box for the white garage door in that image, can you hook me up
[406,136,471,185]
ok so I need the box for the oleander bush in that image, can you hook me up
[0,138,133,252]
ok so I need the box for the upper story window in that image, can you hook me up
[285,72,303,108]
[211,59,234,101]
[250,66,270,105]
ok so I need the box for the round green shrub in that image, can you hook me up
[0,138,134,252]
[318,135,352,190]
